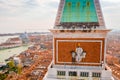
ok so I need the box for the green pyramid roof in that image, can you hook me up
[60,0,98,23]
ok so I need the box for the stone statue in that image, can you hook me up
[71,51,76,63]
[76,46,83,62]
[71,44,86,63]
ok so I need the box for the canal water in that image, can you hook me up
[0,36,29,64]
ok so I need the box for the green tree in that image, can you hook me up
[17,64,22,74]
[7,60,15,68]
[0,74,7,80]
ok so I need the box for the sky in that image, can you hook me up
[0,0,120,33]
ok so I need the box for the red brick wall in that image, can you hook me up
[54,38,105,66]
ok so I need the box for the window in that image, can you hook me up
[92,72,101,77]
[80,72,89,77]
[69,71,77,76]
[57,71,66,76]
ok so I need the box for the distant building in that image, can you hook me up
[24,52,30,57]
[0,43,21,49]
[6,37,22,44]
[0,37,22,49]
[13,57,21,66]
[19,32,30,44]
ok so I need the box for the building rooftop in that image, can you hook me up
[8,37,21,42]
[0,43,17,46]
[55,0,105,28]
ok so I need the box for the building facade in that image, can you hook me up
[44,0,113,80]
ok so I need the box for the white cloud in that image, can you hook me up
[0,0,120,33]
[0,0,59,33]
[102,0,120,3]
[100,0,120,29]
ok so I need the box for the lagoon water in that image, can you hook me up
[0,46,29,63]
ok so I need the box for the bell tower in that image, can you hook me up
[44,0,113,80]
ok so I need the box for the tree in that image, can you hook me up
[17,64,22,74]
[7,60,15,69]
[0,74,7,80]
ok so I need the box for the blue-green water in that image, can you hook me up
[0,46,29,63]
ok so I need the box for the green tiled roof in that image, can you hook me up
[60,0,98,23]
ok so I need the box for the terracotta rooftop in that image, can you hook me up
[9,37,21,41]
[0,43,16,46]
